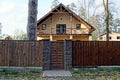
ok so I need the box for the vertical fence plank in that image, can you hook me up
[72,41,120,67]
[0,40,120,67]
[0,41,2,65]
[0,40,42,67]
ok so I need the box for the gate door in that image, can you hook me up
[51,42,64,69]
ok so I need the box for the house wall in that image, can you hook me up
[99,32,120,41]
[37,35,89,41]
[37,36,50,40]
[72,35,89,41]
[37,13,89,35]
[52,35,70,41]
[37,13,91,41]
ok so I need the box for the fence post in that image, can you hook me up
[42,39,51,70]
[64,39,72,70]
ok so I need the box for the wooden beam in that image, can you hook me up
[60,5,62,11]
[55,8,60,12]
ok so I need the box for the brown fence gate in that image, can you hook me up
[51,41,64,69]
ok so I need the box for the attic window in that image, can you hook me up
[117,36,120,39]
[76,24,81,29]
[41,24,46,30]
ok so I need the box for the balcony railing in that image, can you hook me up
[37,28,89,35]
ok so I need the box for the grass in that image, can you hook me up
[0,68,120,80]
[0,69,43,80]
[71,67,120,80]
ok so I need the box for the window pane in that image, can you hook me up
[76,24,81,29]
[41,24,46,30]
[56,24,66,34]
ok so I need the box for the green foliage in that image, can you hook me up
[13,29,27,40]
[118,28,120,33]
[10,71,19,75]
[51,0,59,9]
[0,69,8,75]
[97,67,104,71]
[0,34,10,39]
[78,7,86,19]
[71,68,120,79]
[71,69,80,74]
[0,69,19,76]
[112,67,120,71]
[67,3,77,13]
[113,18,120,32]
[0,69,42,79]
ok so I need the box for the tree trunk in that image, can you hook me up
[103,0,109,41]
[106,0,109,41]
[27,0,38,40]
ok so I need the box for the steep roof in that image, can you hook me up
[37,3,95,33]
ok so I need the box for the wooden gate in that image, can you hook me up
[51,41,64,69]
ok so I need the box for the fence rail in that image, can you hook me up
[0,40,42,67]
[72,41,120,67]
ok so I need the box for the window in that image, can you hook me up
[56,24,66,34]
[41,24,46,30]
[100,37,103,40]
[109,37,112,39]
[117,36,120,39]
[76,24,81,29]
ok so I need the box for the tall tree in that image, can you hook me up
[89,15,102,40]
[103,0,109,41]
[77,0,103,40]
[27,0,38,40]
[51,0,59,9]
[113,18,120,32]
[78,0,98,21]
[67,3,77,13]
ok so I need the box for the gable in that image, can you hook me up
[37,3,95,33]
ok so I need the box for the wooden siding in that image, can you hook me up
[37,13,89,35]
[51,41,64,69]
[72,41,120,67]
[72,35,89,41]
[0,40,42,67]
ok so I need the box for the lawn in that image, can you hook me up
[71,68,120,80]
[0,68,120,80]
[0,69,43,80]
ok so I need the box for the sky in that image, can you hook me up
[0,0,120,36]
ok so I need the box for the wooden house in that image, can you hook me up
[37,3,95,41]
[98,32,120,41]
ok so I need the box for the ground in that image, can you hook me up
[0,68,120,80]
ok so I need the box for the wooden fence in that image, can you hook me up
[1,40,120,67]
[0,40,42,67]
[72,41,120,67]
